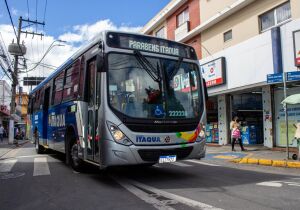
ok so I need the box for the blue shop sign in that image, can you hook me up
[287,71,300,81]
[267,73,283,84]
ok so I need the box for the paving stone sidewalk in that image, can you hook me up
[206,144,300,168]
[0,138,29,158]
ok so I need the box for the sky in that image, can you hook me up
[0,0,170,88]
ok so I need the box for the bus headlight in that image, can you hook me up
[110,126,124,141]
[107,122,132,146]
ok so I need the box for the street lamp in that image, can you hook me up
[21,39,66,73]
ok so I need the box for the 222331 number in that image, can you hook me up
[168,111,187,117]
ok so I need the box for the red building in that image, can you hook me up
[141,0,202,59]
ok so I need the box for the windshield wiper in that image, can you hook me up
[133,50,162,83]
[169,56,183,79]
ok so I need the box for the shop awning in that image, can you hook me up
[281,94,300,105]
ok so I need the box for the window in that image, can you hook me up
[260,1,291,32]
[62,59,80,101]
[52,72,64,105]
[223,30,232,42]
[155,27,165,38]
[87,59,96,106]
[177,8,189,27]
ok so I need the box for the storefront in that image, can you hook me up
[230,90,264,145]
[0,105,10,137]
[206,96,219,143]
[273,84,300,148]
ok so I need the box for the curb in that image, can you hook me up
[230,157,300,169]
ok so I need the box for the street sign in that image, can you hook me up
[23,77,45,86]
[287,71,300,81]
[267,73,283,83]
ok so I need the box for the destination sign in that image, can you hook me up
[106,32,197,60]
[128,40,179,56]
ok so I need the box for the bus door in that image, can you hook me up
[43,87,50,145]
[86,58,100,162]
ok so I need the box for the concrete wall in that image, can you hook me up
[217,94,229,145]
[200,18,300,95]
[200,0,238,22]
[262,86,273,148]
[201,0,291,58]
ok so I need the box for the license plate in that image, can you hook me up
[159,155,176,164]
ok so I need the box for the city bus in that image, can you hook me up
[27,31,207,170]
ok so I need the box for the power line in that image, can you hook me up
[43,0,48,23]
[3,0,26,63]
[26,0,30,18]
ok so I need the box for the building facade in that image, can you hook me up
[141,0,300,149]
[15,92,29,124]
[0,80,11,131]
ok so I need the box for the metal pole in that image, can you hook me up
[9,17,22,144]
[282,71,289,159]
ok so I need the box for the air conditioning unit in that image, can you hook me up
[175,21,190,41]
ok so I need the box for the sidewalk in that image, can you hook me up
[206,144,300,169]
[0,138,29,158]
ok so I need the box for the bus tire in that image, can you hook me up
[67,130,84,171]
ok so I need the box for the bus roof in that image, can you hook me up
[29,30,196,95]
[29,32,105,95]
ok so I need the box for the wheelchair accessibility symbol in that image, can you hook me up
[154,106,165,117]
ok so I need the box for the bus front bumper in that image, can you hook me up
[101,139,206,167]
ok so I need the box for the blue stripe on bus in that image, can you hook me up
[31,101,78,144]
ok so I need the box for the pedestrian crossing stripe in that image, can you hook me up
[33,157,50,176]
[0,159,17,172]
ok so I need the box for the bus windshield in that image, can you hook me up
[108,52,203,119]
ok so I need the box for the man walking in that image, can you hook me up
[0,124,5,142]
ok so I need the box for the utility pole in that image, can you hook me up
[9,17,22,144]
[8,16,44,144]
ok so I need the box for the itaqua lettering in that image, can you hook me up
[136,136,161,143]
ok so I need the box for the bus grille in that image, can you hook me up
[138,147,193,162]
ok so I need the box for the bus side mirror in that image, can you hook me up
[203,78,208,101]
[96,54,105,72]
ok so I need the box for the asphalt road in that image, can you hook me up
[1,143,300,210]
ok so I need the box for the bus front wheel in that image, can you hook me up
[67,132,84,171]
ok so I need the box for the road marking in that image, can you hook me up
[130,179,223,210]
[112,176,176,210]
[170,162,192,167]
[185,160,220,167]
[287,183,300,187]
[33,157,50,176]
[256,181,282,187]
[0,154,50,161]
[0,159,17,172]
[113,175,223,210]
[0,148,20,159]
[257,180,300,188]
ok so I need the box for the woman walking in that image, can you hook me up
[230,116,245,151]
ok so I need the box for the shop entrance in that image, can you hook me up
[206,96,219,143]
[231,91,263,145]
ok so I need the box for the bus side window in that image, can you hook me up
[52,72,64,105]
[62,60,80,102]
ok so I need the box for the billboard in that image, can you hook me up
[293,30,300,67]
[23,77,45,86]
[200,57,226,88]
